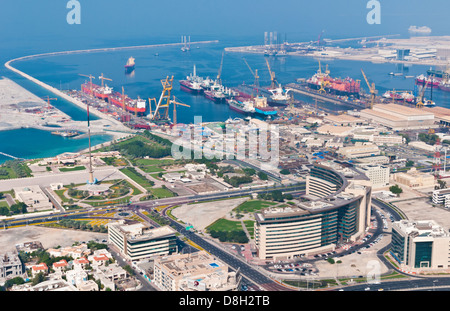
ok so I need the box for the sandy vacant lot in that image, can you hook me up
[171,197,250,231]
[0,226,107,253]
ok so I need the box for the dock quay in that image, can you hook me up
[286,82,368,110]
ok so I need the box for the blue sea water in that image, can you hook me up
[1,32,450,163]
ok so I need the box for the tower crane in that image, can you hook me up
[41,96,57,109]
[242,58,259,87]
[265,58,278,89]
[79,74,95,93]
[416,75,433,108]
[361,69,377,109]
[170,96,190,126]
[98,73,112,88]
[121,87,127,112]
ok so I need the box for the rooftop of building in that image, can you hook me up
[374,103,434,117]
[110,221,176,242]
[156,251,225,275]
[394,220,449,238]
[324,114,361,122]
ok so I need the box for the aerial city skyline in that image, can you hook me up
[0,0,450,304]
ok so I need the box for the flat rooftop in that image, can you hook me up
[361,108,403,121]
[374,103,434,117]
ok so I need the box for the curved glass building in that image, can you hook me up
[254,163,372,260]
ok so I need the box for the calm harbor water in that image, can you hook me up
[2,34,450,163]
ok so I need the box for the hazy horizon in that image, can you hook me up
[0,0,449,55]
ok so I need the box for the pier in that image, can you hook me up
[286,82,368,110]
[0,152,21,160]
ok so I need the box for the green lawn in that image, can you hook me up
[243,220,255,238]
[59,166,86,172]
[0,200,9,208]
[120,167,154,190]
[206,218,243,232]
[151,187,175,199]
[234,200,277,214]
[134,158,174,166]
[141,166,165,173]
[54,189,70,203]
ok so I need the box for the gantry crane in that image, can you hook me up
[416,75,433,108]
[361,69,377,109]
[242,58,259,87]
[265,58,278,89]
[151,76,174,121]
[98,73,112,88]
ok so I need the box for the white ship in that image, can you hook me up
[408,26,432,34]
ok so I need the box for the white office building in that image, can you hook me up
[358,165,390,189]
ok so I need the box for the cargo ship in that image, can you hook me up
[306,65,361,98]
[125,57,135,73]
[267,85,292,106]
[439,79,450,92]
[252,95,277,117]
[179,65,204,94]
[203,82,237,103]
[382,91,415,103]
[427,68,449,79]
[204,89,227,103]
[415,74,440,88]
[108,92,146,115]
[226,97,255,115]
[81,81,113,100]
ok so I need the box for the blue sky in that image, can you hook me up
[0,0,449,52]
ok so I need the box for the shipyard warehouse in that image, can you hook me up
[359,103,437,131]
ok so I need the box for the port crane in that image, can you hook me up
[265,58,278,89]
[316,60,330,94]
[98,73,112,88]
[216,51,224,85]
[79,74,95,93]
[42,96,57,109]
[361,69,377,109]
[150,76,174,121]
[170,96,190,126]
[121,87,127,112]
[416,75,433,108]
[242,58,259,87]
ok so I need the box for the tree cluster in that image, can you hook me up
[209,230,249,243]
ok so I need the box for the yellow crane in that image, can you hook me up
[416,75,433,108]
[361,69,377,109]
[151,76,174,121]
[242,58,259,87]
[148,97,157,119]
[265,58,278,89]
